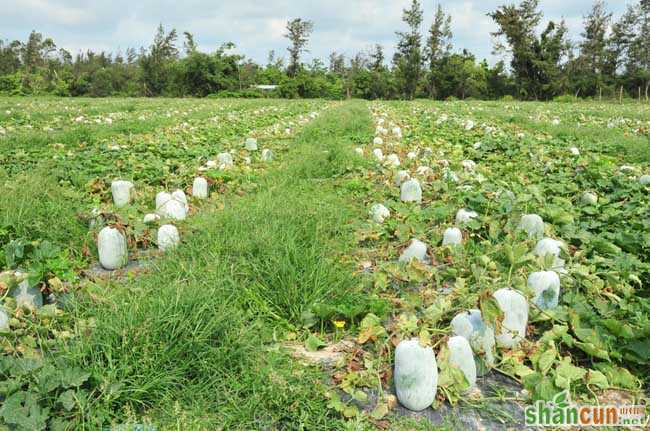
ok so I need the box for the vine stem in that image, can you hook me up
[492,366,523,385]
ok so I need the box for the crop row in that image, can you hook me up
[321,100,648,421]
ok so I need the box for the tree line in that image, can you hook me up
[0,0,648,101]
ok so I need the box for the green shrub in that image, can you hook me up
[0,73,23,95]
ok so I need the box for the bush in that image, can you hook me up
[500,95,515,102]
[53,79,71,97]
[88,68,115,97]
[0,73,24,95]
[278,79,300,99]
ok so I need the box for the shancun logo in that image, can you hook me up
[525,390,647,427]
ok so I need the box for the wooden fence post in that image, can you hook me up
[619,86,623,104]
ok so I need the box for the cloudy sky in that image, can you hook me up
[0,0,633,65]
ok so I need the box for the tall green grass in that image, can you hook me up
[58,102,375,429]
[0,168,90,266]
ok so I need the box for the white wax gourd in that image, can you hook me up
[155,191,172,210]
[450,309,496,366]
[580,192,598,205]
[407,151,417,160]
[111,180,134,207]
[461,160,476,171]
[261,149,273,162]
[518,214,545,239]
[493,289,528,348]
[171,190,188,210]
[192,177,209,199]
[447,336,477,388]
[159,199,187,221]
[386,154,400,167]
[442,227,462,246]
[98,227,128,270]
[143,213,160,224]
[399,239,428,263]
[528,271,561,310]
[373,148,384,161]
[373,137,383,146]
[394,339,438,411]
[394,170,411,187]
[451,312,475,341]
[534,237,566,271]
[416,166,433,176]
[217,152,233,168]
[393,126,402,138]
[369,204,390,223]
[245,137,258,151]
[455,209,478,225]
[354,147,364,156]
[534,238,563,258]
[157,224,180,251]
[0,308,8,331]
[400,179,422,203]
[639,174,650,185]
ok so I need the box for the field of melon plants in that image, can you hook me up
[0,97,648,430]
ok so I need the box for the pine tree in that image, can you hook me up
[608,1,649,98]
[425,4,452,97]
[580,1,611,74]
[284,18,314,77]
[183,32,197,55]
[490,0,570,99]
[394,0,424,99]
[139,24,178,96]
[573,1,612,97]
[328,51,345,75]
[369,44,385,72]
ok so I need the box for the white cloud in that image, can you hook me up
[13,0,92,25]
[0,0,632,65]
